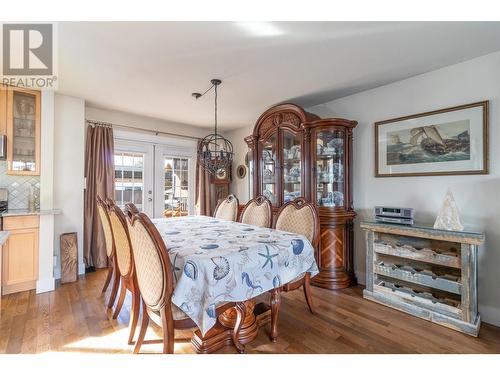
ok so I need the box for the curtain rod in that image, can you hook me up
[86,119,201,141]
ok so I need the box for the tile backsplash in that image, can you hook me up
[0,161,40,210]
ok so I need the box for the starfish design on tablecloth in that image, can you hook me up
[258,245,278,269]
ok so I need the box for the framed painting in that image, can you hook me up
[375,101,488,177]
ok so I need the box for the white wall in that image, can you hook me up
[225,126,253,202]
[86,106,208,139]
[308,51,500,326]
[54,94,86,277]
[37,90,56,293]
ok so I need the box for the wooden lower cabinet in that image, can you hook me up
[311,211,357,289]
[2,216,39,295]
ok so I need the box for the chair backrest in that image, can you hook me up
[96,195,114,258]
[126,211,174,311]
[214,194,239,221]
[275,197,319,247]
[240,195,272,228]
[107,200,134,278]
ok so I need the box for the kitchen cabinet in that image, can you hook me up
[2,215,39,295]
[5,87,41,175]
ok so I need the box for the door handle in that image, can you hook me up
[148,198,152,202]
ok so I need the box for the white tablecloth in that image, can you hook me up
[152,215,318,335]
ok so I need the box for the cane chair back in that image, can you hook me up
[275,198,319,247]
[240,196,272,228]
[108,201,134,278]
[96,196,114,258]
[214,194,239,221]
[126,212,174,311]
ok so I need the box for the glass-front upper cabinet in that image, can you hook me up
[315,129,345,208]
[6,88,41,175]
[260,133,278,206]
[282,130,302,204]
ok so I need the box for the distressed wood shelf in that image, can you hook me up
[361,221,484,337]
[374,262,461,295]
[373,241,461,268]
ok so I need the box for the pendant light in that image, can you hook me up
[194,79,234,175]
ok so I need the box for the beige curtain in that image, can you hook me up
[83,122,115,270]
[195,142,212,216]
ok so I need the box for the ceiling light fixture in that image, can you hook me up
[194,79,234,175]
[236,22,284,37]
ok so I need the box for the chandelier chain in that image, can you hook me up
[194,78,234,175]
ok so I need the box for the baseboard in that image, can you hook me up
[54,267,61,280]
[3,280,36,295]
[356,271,366,286]
[478,304,500,327]
[36,276,55,294]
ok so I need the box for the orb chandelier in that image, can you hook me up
[194,79,234,175]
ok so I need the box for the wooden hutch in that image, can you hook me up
[245,103,357,290]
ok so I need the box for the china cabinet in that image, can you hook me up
[5,87,41,175]
[245,104,358,289]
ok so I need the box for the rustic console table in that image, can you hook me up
[361,221,484,336]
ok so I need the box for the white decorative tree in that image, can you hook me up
[434,189,464,231]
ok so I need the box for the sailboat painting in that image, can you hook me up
[375,101,488,177]
[386,120,471,165]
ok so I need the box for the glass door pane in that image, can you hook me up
[261,134,278,206]
[163,157,190,217]
[282,131,302,203]
[316,130,345,208]
[114,151,145,211]
[11,91,37,172]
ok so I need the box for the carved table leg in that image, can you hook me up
[191,299,271,354]
[270,289,281,342]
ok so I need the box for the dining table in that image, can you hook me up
[151,215,319,353]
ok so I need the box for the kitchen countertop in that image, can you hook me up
[0,231,9,246]
[0,209,62,217]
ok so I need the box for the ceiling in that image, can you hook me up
[58,22,500,130]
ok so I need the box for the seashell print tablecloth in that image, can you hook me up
[152,215,319,335]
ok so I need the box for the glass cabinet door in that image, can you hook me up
[260,133,278,206]
[7,88,40,174]
[282,130,302,204]
[315,130,345,208]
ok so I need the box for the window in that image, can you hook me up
[114,151,145,210]
[163,157,189,217]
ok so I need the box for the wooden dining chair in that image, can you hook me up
[270,197,319,342]
[125,205,247,354]
[106,199,141,345]
[239,195,272,228]
[213,194,239,221]
[96,196,119,309]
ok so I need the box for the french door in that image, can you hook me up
[114,136,196,218]
[154,146,196,218]
[114,140,154,217]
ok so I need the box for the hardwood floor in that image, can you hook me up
[1,269,500,354]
